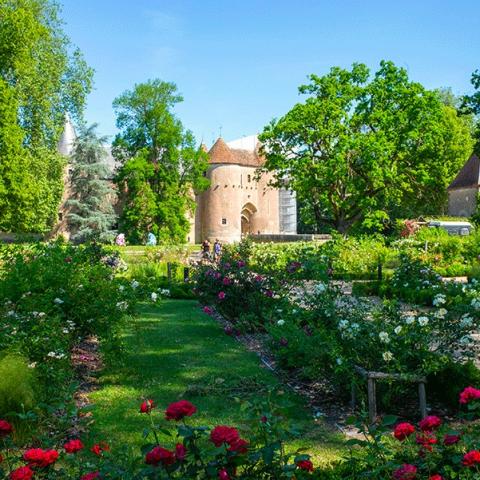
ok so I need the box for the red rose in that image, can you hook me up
[416,434,437,452]
[297,459,314,471]
[218,469,231,480]
[429,475,443,480]
[0,419,13,436]
[218,291,226,300]
[228,438,248,454]
[145,446,175,466]
[9,466,34,480]
[23,448,59,468]
[64,439,84,453]
[81,472,101,480]
[165,400,197,421]
[222,277,231,286]
[175,443,187,461]
[463,450,480,467]
[140,399,155,414]
[394,422,415,441]
[419,416,441,432]
[393,464,417,480]
[90,443,109,456]
[210,425,239,447]
[443,434,460,446]
[203,306,213,315]
[459,386,480,404]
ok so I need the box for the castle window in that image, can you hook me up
[247,174,251,183]
[222,218,227,225]
[58,212,63,221]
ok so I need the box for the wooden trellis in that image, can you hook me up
[353,366,427,423]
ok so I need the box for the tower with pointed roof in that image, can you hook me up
[191,135,296,243]
[447,153,480,217]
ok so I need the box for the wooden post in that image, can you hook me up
[183,267,190,283]
[351,382,356,410]
[367,377,377,423]
[377,262,383,281]
[418,381,427,419]
[167,263,172,281]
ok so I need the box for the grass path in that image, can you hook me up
[88,300,344,463]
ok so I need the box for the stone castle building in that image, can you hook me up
[448,153,480,217]
[56,118,296,243]
[190,135,297,243]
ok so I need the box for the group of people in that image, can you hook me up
[201,238,222,261]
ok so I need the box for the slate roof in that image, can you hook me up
[208,136,264,167]
[448,154,480,190]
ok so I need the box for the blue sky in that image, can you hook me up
[61,0,479,146]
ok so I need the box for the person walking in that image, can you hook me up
[201,239,211,260]
[213,239,222,261]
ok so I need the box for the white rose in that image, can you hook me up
[151,292,158,302]
[53,298,64,305]
[405,316,415,325]
[277,319,285,326]
[383,351,393,362]
[379,332,390,343]
[394,326,402,335]
[418,316,429,326]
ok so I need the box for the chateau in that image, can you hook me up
[190,135,297,244]
[57,119,296,243]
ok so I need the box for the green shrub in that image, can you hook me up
[0,353,38,415]
[428,360,480,408]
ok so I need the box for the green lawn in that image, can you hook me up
[88,300,345,464]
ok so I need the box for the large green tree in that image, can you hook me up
[66,124,117,243]
[0,0,93,232]
[113,79,209,244]
[259,61,473,233]
[463,69,480,154]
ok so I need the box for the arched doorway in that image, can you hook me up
[241,202,257,236]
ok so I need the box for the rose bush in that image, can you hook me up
[0,396,318,479]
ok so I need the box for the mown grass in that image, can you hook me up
[88,300,345,465]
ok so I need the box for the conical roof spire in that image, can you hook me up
[208,137,235,164]
[57,113,77,156]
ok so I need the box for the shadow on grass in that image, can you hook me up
[88,300,345,463]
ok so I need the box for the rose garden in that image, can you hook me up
[1,228,480,480]
[2,1,480,478]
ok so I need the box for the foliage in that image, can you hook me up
[0,241,135,405]
[336,394,480,479]
[462,68,480,154]
[193,249,291,331]
[0,353,38,415]
[0,394,322,479]
[259,61,473,233]
[67,124,118,243]
[113,79,209,244]
[0,0,93,232]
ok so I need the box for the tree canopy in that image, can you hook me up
[259,61,474,233]
[463,69,480,154]
[113,79,209,244]
[0,0,93,232]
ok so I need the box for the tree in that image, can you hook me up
[66,124,117,243]
[463,69,480,154]
[259,61,473,233]
[112,79,209,244]
[0,0,93,232]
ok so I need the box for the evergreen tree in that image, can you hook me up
[67,124,117,243]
